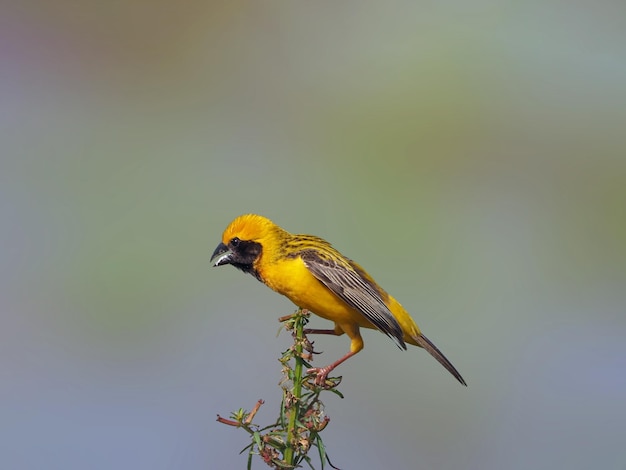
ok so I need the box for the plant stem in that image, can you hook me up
[284,309,306,466]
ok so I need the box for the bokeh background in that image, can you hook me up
[2,1,625,469]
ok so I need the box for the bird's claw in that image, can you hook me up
[306,367,341,388]
[307,367,328,386]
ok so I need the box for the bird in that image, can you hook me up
[211,214,466,386]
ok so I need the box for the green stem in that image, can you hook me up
[284,309,306,466]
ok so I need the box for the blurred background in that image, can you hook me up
[1,1,625,469]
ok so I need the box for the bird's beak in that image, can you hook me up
[211,242,233,267]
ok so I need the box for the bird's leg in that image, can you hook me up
[307,350,357,386]
[301,328,340,358]
[303,328,340,335]
[307,324,363,386]
[304,323,344,337]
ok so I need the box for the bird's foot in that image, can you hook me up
[306,367,341,388]
[307,367,329,385]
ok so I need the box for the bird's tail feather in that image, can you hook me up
[413,334,467,386]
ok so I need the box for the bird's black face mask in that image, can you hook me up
[211,238,263,281]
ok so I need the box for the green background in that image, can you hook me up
[2,1,625,469]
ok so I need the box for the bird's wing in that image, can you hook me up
[300,250,406,350]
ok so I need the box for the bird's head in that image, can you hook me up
[210,214,281,276]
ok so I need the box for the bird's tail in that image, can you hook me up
[413,334,467,386]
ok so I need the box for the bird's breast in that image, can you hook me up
[258,257,370,326]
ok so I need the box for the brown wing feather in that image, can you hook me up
[299,249,406,350]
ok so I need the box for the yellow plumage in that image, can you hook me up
[212,214,466,386]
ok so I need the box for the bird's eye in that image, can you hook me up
[230,237,240,247]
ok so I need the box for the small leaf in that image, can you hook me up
[239,442,253,455]
[252,431,263,449]
[315,435,327,469]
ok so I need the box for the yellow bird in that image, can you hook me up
[211,214,466,386]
